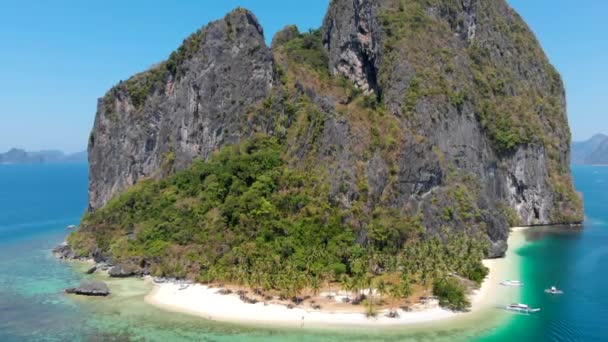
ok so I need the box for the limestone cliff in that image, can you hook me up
[315,0,582,255]
[88,9,275,210]
[86,2,582,258]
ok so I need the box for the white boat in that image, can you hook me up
[500,280,524,287]
[505,303,541,313]
[544,286,564,295]
[66,225,78,230]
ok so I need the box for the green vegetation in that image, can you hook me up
[468,42,540,154]
[433,277,470,311]
[377,0,565,157]
[71,135,487,306]
[166,27,206,78]
[499,202,522,227]
[281,29,329,77]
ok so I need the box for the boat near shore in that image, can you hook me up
[500,280,524,287]
[505,303,541,313]
[544,286,564,295]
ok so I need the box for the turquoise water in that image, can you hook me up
[480,165,608,342]
[0,163,605,341]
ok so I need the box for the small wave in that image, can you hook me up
[547,319,583,342]
[575,246,608,273]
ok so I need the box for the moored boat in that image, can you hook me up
[505,303,540,313]
[544,286,564,294]
[500,280,524,287]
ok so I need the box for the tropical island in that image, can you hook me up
[60,0,582,326]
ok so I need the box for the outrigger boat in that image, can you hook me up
[500,280,524,287]
[544,286,564,294]
[505,303,540,313]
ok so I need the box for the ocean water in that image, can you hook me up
[0,163,605,341]
[480,165,608,342]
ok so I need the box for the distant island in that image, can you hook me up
[572,134,608,165]
[0,148,87,164]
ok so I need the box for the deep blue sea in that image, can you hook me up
[0,163,606,341]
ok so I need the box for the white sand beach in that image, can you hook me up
[144,228,528,328]
[146,283,455,328]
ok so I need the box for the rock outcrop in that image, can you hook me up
[322,0,385,95]
[65,280,110,296]
[53,243,76,260]
[82,2,582,259]
[108,264,143,278]
[271,25,300,47]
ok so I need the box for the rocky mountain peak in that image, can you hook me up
[84,1,582,259]
[87,7,275,210]
[322,0,384,96]
[316,0,581,255]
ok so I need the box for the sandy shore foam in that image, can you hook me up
[145,228,528,328]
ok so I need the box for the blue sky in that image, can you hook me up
[0,0,605,152]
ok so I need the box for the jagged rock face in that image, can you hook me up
[322,0,388,95]
[88,9,274,210]
[318,0,581,256]
[87,2,582,258]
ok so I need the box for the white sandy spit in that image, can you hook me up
[145,282,456,328]
[144,229,527,328]
[144,255,503,329]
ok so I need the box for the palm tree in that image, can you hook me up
[400,273,413,301]
[310,276,321,297]
[376,279,387,301]
[323,270,334,296]
[388,283,403,311]
[375,279,387,309]
[340,275,353,300]
[261,273,272,292]
[361,275,378,318]
[352,274,363,300]
[363,275,375,313]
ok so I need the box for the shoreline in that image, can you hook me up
[143,228,528,328]
[145,282,456,328]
